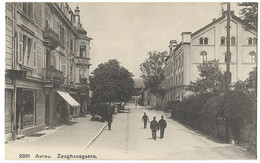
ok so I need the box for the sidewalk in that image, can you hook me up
[5,114,107,159]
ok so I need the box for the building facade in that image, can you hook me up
[164,11,257,102]
[5,2,92,142]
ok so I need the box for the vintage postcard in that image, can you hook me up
[4,1,257,160]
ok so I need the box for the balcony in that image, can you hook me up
[43,28,59,50]
[74,57,90,66]
[43,67,65,85]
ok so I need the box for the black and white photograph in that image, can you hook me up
[3,1,258,160]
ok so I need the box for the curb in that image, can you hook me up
[84,123,108,150]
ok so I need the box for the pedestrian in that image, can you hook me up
[159,115,167,139]
[141,112,149,129]
[150,116,159,140]
[135,102,137,107]
[107,112,113,130]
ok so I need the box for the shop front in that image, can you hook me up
[57,91,80,119]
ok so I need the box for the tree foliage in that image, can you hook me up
[90,59,135,104]
[238,2,258,30]
[186,59,225,95]
[140,51,167,95]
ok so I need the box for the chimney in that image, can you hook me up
[181,32,192,44]
[169,40,177,47]
[212,18,216,22]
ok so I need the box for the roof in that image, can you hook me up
[133,78,143,88]
[191,11,256,37]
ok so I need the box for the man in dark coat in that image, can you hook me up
[141,112,149,129]
[107,112,113,131]
[159,115,167,139]
[150,116,159,140]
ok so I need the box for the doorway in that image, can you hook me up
[45,95,50,126]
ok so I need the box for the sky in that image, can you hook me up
[68,2,240,78]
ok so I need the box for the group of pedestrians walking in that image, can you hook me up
[142,112,167,140]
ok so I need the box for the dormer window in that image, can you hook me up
[221,37,225,45]
[199,37,203,45]
[248,37,252,45]
[204,37,208,45]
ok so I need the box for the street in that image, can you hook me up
[5,104,255,160]
[85,104,255,160]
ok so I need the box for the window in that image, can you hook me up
[70,65,73,82]
[70,39,73,54]
[33,41,36,67]
[34,3,42,26]
[59,56,67,77]
[18,31,23,64]
[231,36,235,45]
[178,56,181,67]
[204,37,208,45]
[248,37,252,45]
[80,46,86,58]
[60,25,64,46]
[200,51,207,62]
[253,37,257,45]
[249,51,257,63]
[21,3,33,18]
[22,90,35,127]
[199,37,203,45]
[19,33,33,67]
[45,7,51,28]
[43,47,46,68]
[221,37,225,45]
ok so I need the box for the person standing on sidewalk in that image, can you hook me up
[141,112,149,129]
[107,112,113,131]
[159,115,167,139]
[150,116,159,140]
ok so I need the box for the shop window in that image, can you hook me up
[22,90,35,127]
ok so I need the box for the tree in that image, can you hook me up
[90,59,135,105]
[238,2,258,30]
[186,59,225,95]
[140,51,167,96]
